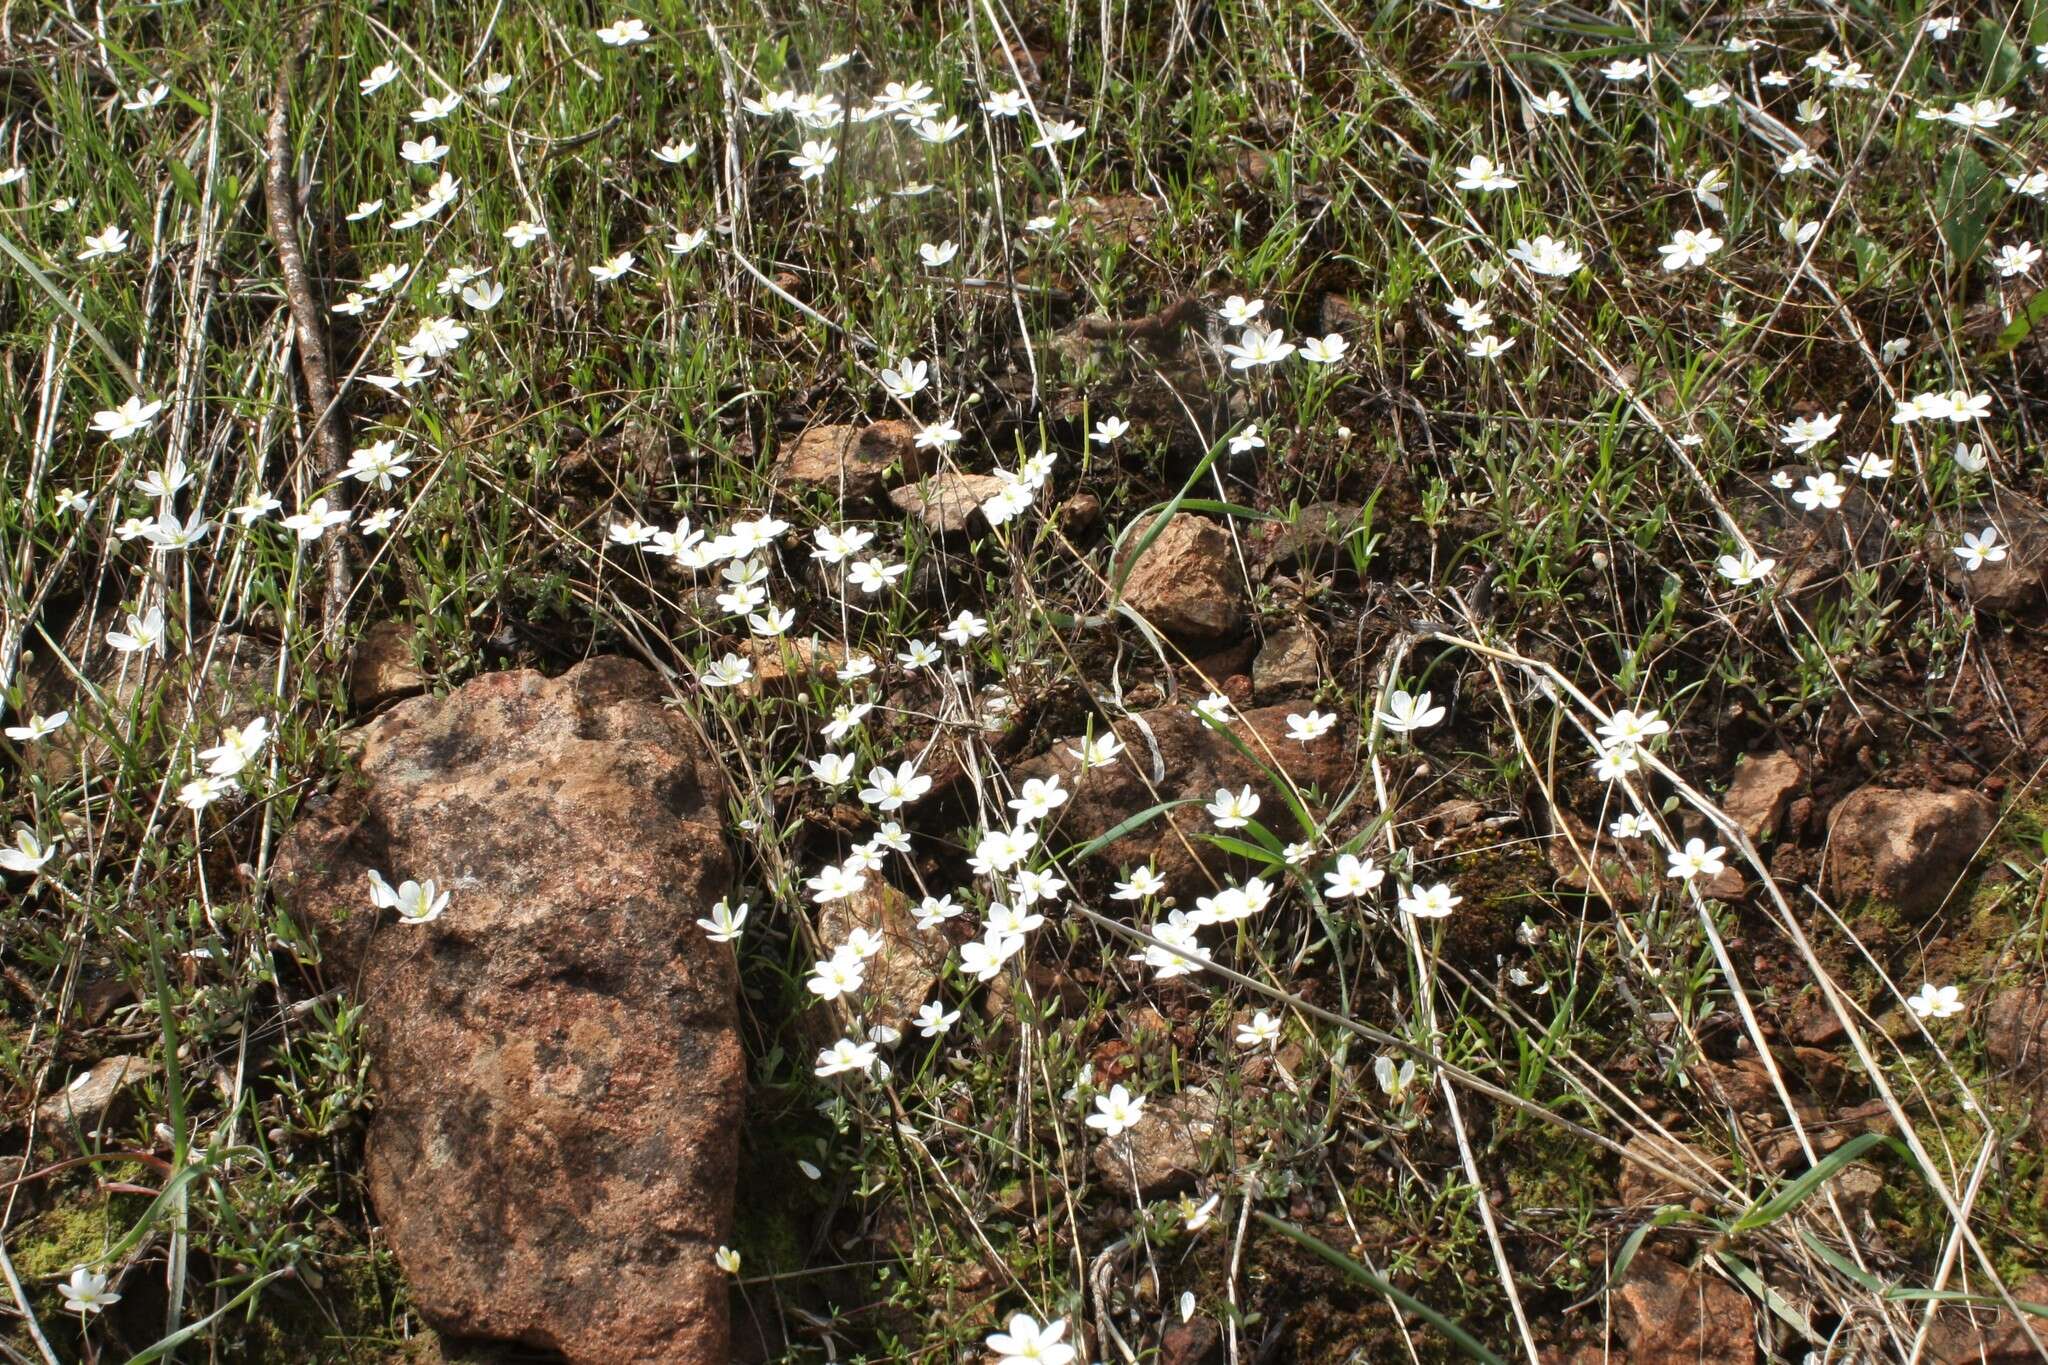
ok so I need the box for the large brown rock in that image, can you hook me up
[1009,703,1355,899]
[274,658,740,1364]
[1116,514,1248,646]
[773,421,927,504]
[1604,1252,1756,1364]
[1823,786,1996,916]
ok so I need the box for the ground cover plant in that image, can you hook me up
[4,0,2048,1359]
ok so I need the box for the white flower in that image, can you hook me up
[654,137,698,163]
[915,1000,960,1036]
[699,652,754,688]
[1375,1055,1419,1101]
[1090,415,1130,444]
[1684,82,1731,108]
[505,220,547,248]
[1842,452,1892,481]
[1778,411,1842,453]
[105,606,165,655]
[814,1036,879,1078]
[1192,692,1234,724]
[197,716,270,777]
[860,762,933,811]
[91,396,163,441]
[1008,774,1069,824]
[1086,1083,1147,1137]
[1993,241,2042,278]
[808,752,857,787]
[1030,119,1087,149]
[696,899,749,943]
[917,240,959,268]
[1206,785,1261,829]
[1779,217,1819,246]
[1237,1011,1282,1047]
[0,826,58,875]
[1446,296,1494,332]
[4,711,68,742]
[1453,154,1518,191]
[1398,881,1461,918]
[1466,334,1514,360]
[1659,228,1723,272]
[1113,865,1167,900]
[1907,982,1964,1019]
[368,870,449,924]
[1300,333,1349,364]
[667,228,708,256]
[1286,709,1337,741]
[986,1314,1078,1365]
[1600,58,1648,81]
[1069,731,1125,768]
[1378,688,1445,733]
[806,862,863,903]
[462,280,506,311]
[588,251,636,283]
[359,62,400,96]
[1129,911,1209,980]
[1610,812,1651,840]
[1323,853,1385,900]
[1508,235,1584,278]
[1530,90,1570,117]
[1716,550,1777,587]
[595,17,651,45]
[400,135,449,166]
[282,498,351,541]
[806,952,865,1001]
[1222,326,1295,369]
[408,93,461,123]
[60,1266,120,1315]
[879,358,928,399]
[1954,527,2007,572]
[959,934,1022,981]
[1792,472,1847,512]
[789,139,838,180]
[1218,295,1264,326]
[77,225,130,261]
[1665,837,1726,881]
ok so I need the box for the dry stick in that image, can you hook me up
[261,20,352,648]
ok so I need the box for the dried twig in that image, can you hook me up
[262,18,353,645]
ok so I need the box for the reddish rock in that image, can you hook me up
[1158,1317,1223,1365]
[1116,514,1248,646]
[1722,750,1803,843]
[1823,786,1996,916]
[275,658,740,1365]
[1251,627,1320,699]
[1009,703,1356,899]
[773,421,926,503]
[889,471,1009,536]
[1607,1252,1757,1364]
[1925,1276,2048,1362]
[1090,1088,1221,1196]
[815,881,945,1032]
